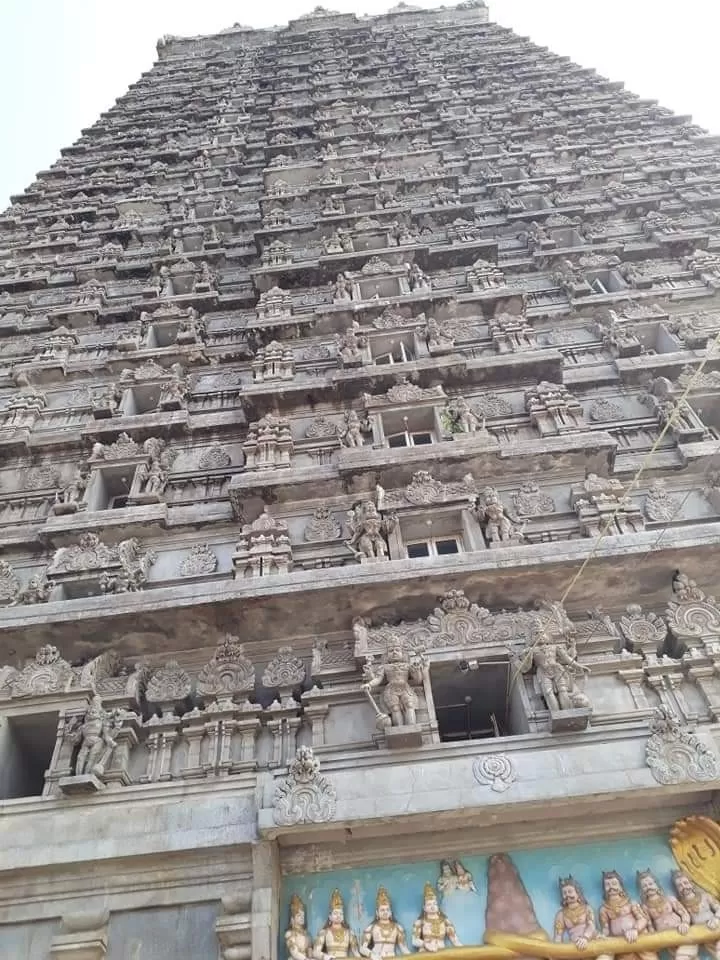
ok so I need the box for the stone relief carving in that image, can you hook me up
[263,646,306,692]
[4,645,73,697]
[304,506,342,542]
[68,695,121,780]
[178,544,218,577]
[362,641,427,731]
[314,889,361,960]
[198,443,232,470]
[472,753,516,792]
[146,661,193,712]
[666,573,720,648]
[305,415,338,440]
[412,883,462,951]
[272,745,336,826]
[196,635,256,701]
[473,487,524,546]
[473,392,512,418]
[511,481,555,517]
[618,604,668,655]
[346,498,397,561]
[0,560,20,605]
[233,509,293,577]
[505,602,592,730]
[339,409,369,447]
[442,396,485,434]
[361,887,410,958]
[588,398,622,422]
[644,480,680,522]
[645,706,719,784]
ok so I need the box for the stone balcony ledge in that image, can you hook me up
[1,520,720,660]
[257,720,720,841]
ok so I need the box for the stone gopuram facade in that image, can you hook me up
[1,3,720,958]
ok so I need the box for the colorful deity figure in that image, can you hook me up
[672,871,720,959]
[638,871,696,960]
[360,887,410,958]
[412,882,462,952]
[554,876,612,957]
[598,871,658,960]
[286,895,313,960]
[314,889,360,960]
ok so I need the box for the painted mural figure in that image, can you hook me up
[554,877,612,958]
[672,871,720,960]
[437,861,457,895]
[286,894,313,960]
[638,871,697,960]
[360,887,410,959]
[598,871,658,960]
[412,882,462,952]
[314,889,361,960]
[453,861,476,893]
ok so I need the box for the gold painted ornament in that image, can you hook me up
[670,815,720,897]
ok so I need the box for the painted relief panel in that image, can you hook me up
[282,819,720,960]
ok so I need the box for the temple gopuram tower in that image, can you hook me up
[0,4,719,958]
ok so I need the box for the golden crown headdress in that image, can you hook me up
[423,882,436,902]
[330,889,344,911]
[290,894,305,918]
[376,887,391,909]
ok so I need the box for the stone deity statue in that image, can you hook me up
[672,871,720,959]
[362,642,427,728]
[313,890,360,960]
[638,871,696,960]
[285,895,313,960]
[361,887,410,958]
[526,635,591,713]
[598,871,658,960]
[412,883,461,952]
[71,695,120,779]
[554,877,612,958]
[346,501,396,561]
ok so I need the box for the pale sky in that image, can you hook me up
[0,1,717,210]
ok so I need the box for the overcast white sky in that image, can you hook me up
[0,1,717,209]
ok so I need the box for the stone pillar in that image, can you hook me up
[252,841,280,960]
[686,662,720,721]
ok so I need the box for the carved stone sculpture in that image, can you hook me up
[599,870,657,960]
[411,883,461,952]
[638,870,694,959]
[336,321,366,366]
[671,872,720,949]
[178,544,218,577]
[361,888,410,958]
[345,500,396,561]
[273,746,336,826]
[362,640,427,731]
[554,877,611,956]
[304,507,342,542]
[285,895,313,960]
[442,396,484,434]
[233,509,293,577]
[70,695,120,779]
[645,707,719,785]
[474,487,523,546]
[9,644,73,697]
[339,409,369,447]
[197,635,255,701]
[262,646,305,696]
[314,890,360,960]
[526,633,591,714]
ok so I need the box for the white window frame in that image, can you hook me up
[386,428,434,448]
[405,535,463,559]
